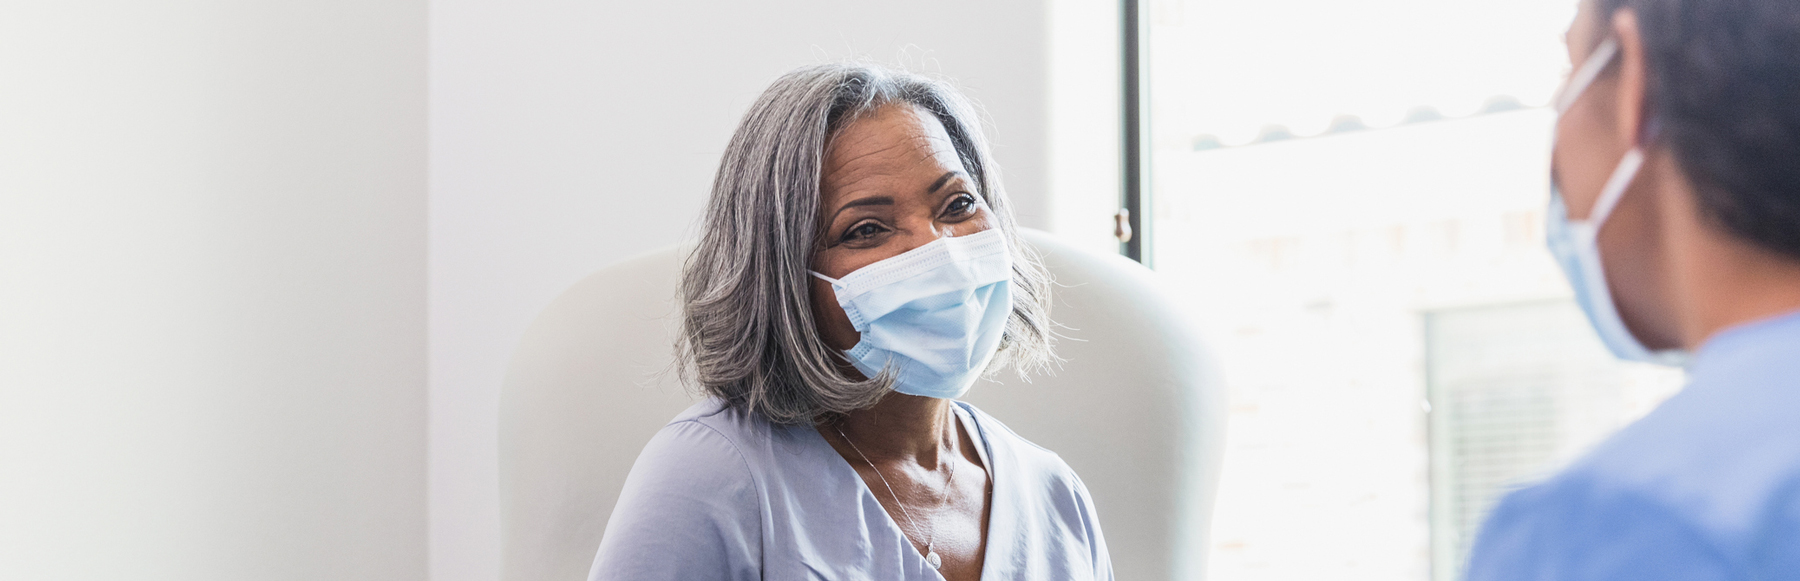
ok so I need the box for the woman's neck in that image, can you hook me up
[831,392,956,467]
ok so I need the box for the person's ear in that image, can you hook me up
[1612,9,1652,145]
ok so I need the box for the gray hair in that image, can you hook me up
[677,63,1055,425]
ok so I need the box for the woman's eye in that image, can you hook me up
[842,222,886,242]
[945,194,977,217]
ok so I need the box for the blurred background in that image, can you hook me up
[0,0,1681,580]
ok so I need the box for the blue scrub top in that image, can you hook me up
[589,398,1113,580]
[1468,310,1800,580]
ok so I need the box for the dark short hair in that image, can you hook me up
[1592,0,1800,257]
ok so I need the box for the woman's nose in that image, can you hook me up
[896,222,966,253]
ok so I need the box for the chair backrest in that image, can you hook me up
[498,230,1228,581]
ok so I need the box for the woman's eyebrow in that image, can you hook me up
[828,196,894,226]
[928,171,965,193]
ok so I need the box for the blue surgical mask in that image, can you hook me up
[1546,38,1687,366]
[811,229,1013,399]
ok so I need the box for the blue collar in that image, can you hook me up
[1689,307,1800,374]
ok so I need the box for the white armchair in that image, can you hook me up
[498,230,1227,580]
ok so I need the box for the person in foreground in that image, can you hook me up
[1467,0,1800,578]
[588,63,1112,580]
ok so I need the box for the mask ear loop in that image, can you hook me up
[1555,38,1621,114]
[1587,148,1647,226]
[1554,36,1637,226]
[809,270,844,287]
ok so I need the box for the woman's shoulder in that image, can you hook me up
[592,399,770,579]
[639,398,777,479]
[631,398,830,492]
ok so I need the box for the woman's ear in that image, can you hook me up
[1612,9,1652,145]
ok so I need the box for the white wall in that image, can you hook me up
[428,1,1058,579]
[0,2,428,580]
[1049,0,1127,256]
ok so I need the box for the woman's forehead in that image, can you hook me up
[822,104,964,189]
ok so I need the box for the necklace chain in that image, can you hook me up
[834,407,960,566]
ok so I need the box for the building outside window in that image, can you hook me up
[1137,0,1686,579]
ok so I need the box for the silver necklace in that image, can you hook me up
[834,410,960,570]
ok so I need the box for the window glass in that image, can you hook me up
[1143,1,1686,579]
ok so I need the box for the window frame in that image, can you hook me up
[1121,0,1151,264]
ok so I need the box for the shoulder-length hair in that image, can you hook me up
[677,63,1055,425]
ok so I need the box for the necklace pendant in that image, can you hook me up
[925,550,942,569]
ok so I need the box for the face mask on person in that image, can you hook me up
[810,229,1013,399]
[1546,38,1687,366]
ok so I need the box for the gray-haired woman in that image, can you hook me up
[588,64,1112,581]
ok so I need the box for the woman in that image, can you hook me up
[588,64,1113,580]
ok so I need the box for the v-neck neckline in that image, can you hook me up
[812,402,1005,581]
[956,403,1010,581]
